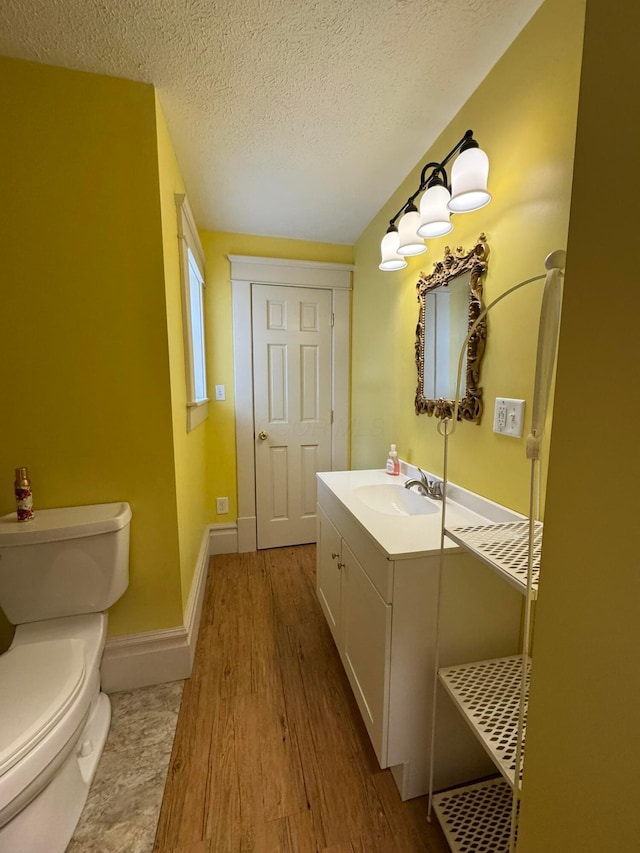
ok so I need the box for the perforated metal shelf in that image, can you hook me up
[439,655,529,787]
[432,777,514,853]
[445,520,543,597]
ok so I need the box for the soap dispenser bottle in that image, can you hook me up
[386,444,400,476]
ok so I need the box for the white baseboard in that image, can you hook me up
[185,523,217,666]
[101,523,216,693]
[208,522,238,555]
[100,625,191,694]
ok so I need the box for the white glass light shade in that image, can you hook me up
[379,230,408,271]
[417,184,453,238]
[397,209,427,256]
[448,147,492,213]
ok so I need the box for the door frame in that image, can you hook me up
[230,255,353,552]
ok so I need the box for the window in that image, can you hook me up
[176,193,209,431]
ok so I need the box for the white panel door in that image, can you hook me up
[252,284,332,549]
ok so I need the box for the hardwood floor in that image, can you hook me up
[154,546,449,853]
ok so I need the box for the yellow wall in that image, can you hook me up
[352,0,585,514]
[199,231,353,521]
[0,57,183,637]
[0,54,352,647]
[155,96,210,608]
[518,1,640,848]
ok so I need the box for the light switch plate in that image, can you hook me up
[493,398,526,438]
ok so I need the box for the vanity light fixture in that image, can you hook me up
[397,203,426,256]
[379,130,491,271]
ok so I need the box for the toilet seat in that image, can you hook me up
[0,640,86,778]
[0,632,99,829]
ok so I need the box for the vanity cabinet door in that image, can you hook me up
[316,505,343,645]
[341,540,392,767]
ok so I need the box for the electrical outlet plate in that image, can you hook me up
[215,384,226,401]
[493,398,525,438]
[216,497,229,514]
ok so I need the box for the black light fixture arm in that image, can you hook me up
[386,129,477,231]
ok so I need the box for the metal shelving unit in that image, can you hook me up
[439,655,530,787]
[429,252,564,852]
[431,516,537,852]
[432,778,514,853]
[444,520,543,597]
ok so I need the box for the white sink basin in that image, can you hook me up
[353,484,438,516]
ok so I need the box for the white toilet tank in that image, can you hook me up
[0,502,131,625]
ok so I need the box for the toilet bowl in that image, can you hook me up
[0,503,131,853]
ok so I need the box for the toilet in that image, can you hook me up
[0,502,131,853]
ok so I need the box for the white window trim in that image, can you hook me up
[229,254,353,552]
[176,193,209,432]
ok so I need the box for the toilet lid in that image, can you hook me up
[0,639,86,776]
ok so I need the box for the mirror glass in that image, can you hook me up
[422,271,470,400]
[415,235,488,424]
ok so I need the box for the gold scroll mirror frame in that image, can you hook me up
[415,234,489,424]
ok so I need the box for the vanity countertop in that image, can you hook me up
[317,468,521,561]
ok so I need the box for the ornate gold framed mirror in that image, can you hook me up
[415,234,488,423]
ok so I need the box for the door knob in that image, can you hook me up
[258,431,268,440]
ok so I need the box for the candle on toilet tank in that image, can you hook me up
[14,466,34,521]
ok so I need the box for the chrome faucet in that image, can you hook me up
[404,468,443,500]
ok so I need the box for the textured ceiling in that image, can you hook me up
[0,0,542,243]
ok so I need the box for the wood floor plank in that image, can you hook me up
[248,559,282,697]
[278,618,389,848]
[257,691,307,822]
[231,691,268,853]
[169,842,210,853]
[215,575,254,699]
[232,687,308,848]
[243,548,267,578]
[202,691,242,851]
[155,543,448,853]
[258,808,316,853]
[321,841,369,853]
[271,613,327,849]
[154,623,216,850]
[371,769,449,853]
[266,546,318,628]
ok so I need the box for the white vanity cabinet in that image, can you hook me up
[316,472,524,801]
[342,537,393,762]
[316,506,343,644]
[318,505,392,763]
